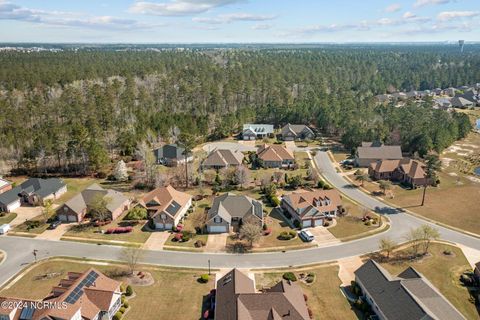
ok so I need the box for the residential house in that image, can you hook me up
[214,269,310,320]
[0,178,12,194]
[153,144,193,167]
[280,124,315,141]
[355,142,403,167]
[202,149,244,170]
[433,97,452,110]
[281,189,342,228]
[56,184,130,223]
[206,193,263,233]
[445,87,456,97]
[137,185,192,230]
[451,96,474,109]
[369,159,431,187]
[242,124,274,140]
[474,261,480,283]
[0,268,122,320]
[406,90,419,99]
[354,260,465,320]
[0,178,66,213]
[391,92,407,101]
[257,144,295,168]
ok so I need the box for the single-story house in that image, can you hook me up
[355,142,403,167]
[0,178,66,213]
[280,124,315,141]
[474,261,480,283]
[153,144,193,167]
[215,269,310,320]
[0,268,122,320]
[201,149,244,170]
[451,96,474,109]
[257,144,295,168]
[433,97,452,110]
[369,159,431,187]
[406,90,420,99]
[391,92,408,101]
[445,87,456,96]
[281,189,342,228]
[137,185,192,230]
[242,124,274,140]
[355,260,465,320]
[206,193,263,233]
[56,184,130,223]
[0,178,11,195]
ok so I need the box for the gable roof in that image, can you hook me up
[0,178,65,206]
[203,149,244,167]
[138,185,192,220]
[0,186,22,206]
[207,193,263,224]
[282,189,342,218]
[257,144,294,162]
[154,144,190,161]
[357,143,402,160]
[242,124,274,135]
[451,96,474,107]
[62,183,128,215]
[355,260,465,320]
[215,269,310,320]
[280,124,313,137]
[0,178,10,190]
[398,160,426,180]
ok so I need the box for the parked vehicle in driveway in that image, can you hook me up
[48,220,61,230]
[0,224,11,235]
[299,229,315,242]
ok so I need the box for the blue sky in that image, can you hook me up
[0,0,479,43]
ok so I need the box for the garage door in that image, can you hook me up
[314,219,323,227]
[302,220,311,228]
[155,223,173,230]
[208,225,227,233]
[67,215,77,222]
[58,214,67,222]
[7,200,21,213]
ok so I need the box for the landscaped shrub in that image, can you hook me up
[105,227,133,234]
[323,221,330,227]
[270,196,281,207]
[308,308,313,319]
[25,220,42,230]
[121,295,126,303]
[282,272,297,282]
[123,301,129,308]
[113,311,123,320]
[182,230,193,241]
[199,274,209,283]
[124,207,147,220]
[293,220,301,228]
[262,223,268,231]
[303,293,308,301]
[195,240,206,248]
[119,307,126,313]
[125,285,133,296]
[263,228,272,236]
[174,233,183,241]
[288,230,296,238]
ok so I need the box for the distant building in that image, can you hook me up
[280,124,315,141]
[451,96,474,109]
[355,260,465,320]
[215,269,310,320]
[355,142,403,167]
[202,149,244,170]
[153,144,193,167]
[0,178,12,195]
[242,124,274,140]
[368,159,432,187]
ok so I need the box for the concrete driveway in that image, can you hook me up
[206,234,228,252]
[143,232,170,251]
[337,256,364,286]
[37,223,71,241]
[307,227,341,247]
[10,206,44,226]
[202,142,256,153]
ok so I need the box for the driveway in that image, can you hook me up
[202,142,256,153]
[206,233,228,252]
[10,206,44,226]
[337,256,364,286]
[143,232,170,251]
[36,223,71,241]
[307,227,341,247]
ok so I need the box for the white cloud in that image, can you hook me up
[384,3,401,13]
[437,11,480,21]
[193,12,276,24]
[413,0,451,8]
[129,0,244,16]
[0,1,158,30]
[251,24,272,30]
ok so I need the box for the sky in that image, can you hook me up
[0,0,479,43]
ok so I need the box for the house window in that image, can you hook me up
[214,217,222,223]
[64,206,68,212]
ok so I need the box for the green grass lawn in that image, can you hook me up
[328,198,382,240]
[13,216,49,234]
[0,212,17,225]
[54,178,103,204]
[0,259,213,320]
[255,266,358,320]
[377,243,478,320]
[63,211,151,244]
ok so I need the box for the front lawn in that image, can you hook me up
[63,211,150,244]
[0,212,17,225]
[377,243,478,320]
[54,178,103,204]
[13,216,49,234]
[0,259,213,320]
[255,266,358,320]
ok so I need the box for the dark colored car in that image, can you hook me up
[48,220,61,230]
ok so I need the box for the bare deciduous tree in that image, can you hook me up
[239,217,262,247]
[379,237,396,260]
[121,247,144,275]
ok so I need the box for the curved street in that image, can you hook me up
[0,150,478,287]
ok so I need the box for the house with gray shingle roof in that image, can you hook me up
[206,193,263,233]
[215,268,310,320]
[242,124,274,140]
[451,96,474,109]
[56,184,130,222]
[355,260,465,320]
[202,149,244,170]
[153,144,193,167]
[280,124,315,141]
[0,178,66,213]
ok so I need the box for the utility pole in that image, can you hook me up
[208,259,211,275]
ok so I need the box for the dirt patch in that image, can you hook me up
[125,271,154,286]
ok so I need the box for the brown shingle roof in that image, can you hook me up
[203,149,244,167]
[357,144,402,160]
[257,144,294,162]
[138,185,192,219]
[282,189,342,218]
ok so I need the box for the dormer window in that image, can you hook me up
[214,217,222,223]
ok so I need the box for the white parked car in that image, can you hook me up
[299,229,314,242]
[0,224,11,235]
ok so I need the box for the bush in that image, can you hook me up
[124,207,147,220]
[120,284,126,293]
[323,221,330,227]
[303,293,308,301]
[194,240,205,248]
[199,274,209,283]
[96,171,107,179]
[282,272,297,282]
[123,301,129,308]
[308,308,313,319]
[125,285,133,296]
[113,311,123,320]
[119,307,126,313]
[262,223,268,231]
[182,230,193,242]
[270,196,281,207]
[288,230,297,238]
[121,295,126,303]
[263,228,272,236]
[365,220,372,226]
[293,220,301,228]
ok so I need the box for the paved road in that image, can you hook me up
[0,150,478,287]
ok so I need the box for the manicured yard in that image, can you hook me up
[54,177,103,204]
[328,198,382,240]
[63,211,151,244]
[377,243,478,320]
[255,266,357,320]
[0,212,17,225]
[0,259,213,320]
[13,215,49,234]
